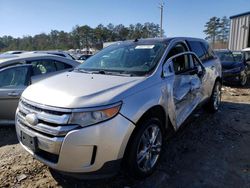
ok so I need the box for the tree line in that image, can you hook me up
[203,16,230,48]
[0,17,231,52]
[0,23,162,52]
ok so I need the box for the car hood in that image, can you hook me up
[22,71,146,109]
[221,61,243,70]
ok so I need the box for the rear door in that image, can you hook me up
[187,40,216,97]
[0,65,31,121]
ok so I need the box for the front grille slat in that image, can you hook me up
[19,101,70,125]
[17,112,79,137]
[16,98,81,163]
[17,98,80,137]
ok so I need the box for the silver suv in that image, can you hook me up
[16,38,222,179]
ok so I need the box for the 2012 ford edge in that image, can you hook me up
[16,38,222,179]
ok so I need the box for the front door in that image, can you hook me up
[0,65,31,122]
[164,53,204,128]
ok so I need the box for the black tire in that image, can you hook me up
[207,81,222,113]
[125,117,164,179]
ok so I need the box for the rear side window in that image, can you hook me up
[54,60,72,70]
[201,42,215,60]
[30,60,57,75]
[188,41,207,62]
[29,59,72,75]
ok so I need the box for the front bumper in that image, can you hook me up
[222,70,245,83]
[16,110,135,175]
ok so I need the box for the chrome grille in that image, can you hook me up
[17,98,79,137]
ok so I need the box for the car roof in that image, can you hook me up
[242,48,250,51]
[111,37,207,46]
[0,53,59,63]
[0,53,79,68]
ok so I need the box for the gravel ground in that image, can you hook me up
[1,84,250,188]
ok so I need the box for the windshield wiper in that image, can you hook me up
[75,68,135,77]
[74,68,94,74]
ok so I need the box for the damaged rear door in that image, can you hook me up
[163,52,205,128]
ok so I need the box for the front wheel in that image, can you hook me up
[207,81,222,112]
[125,117,164,179]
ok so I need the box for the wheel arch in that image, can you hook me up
[122,105,174,165]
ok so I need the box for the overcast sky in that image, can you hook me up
[0,0,249,38]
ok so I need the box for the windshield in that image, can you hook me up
[76,42,167,76]
[215,51,235,63]
[232,52,243,62]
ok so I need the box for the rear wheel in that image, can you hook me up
[126,117,164,179]
[207,81,222,112]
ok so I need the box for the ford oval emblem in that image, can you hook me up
[25,113,38,126]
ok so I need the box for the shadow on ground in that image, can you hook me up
[0,126,18,147]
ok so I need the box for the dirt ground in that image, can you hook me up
[1,84,250,188]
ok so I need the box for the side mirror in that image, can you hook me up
[189,65,204,77]
[189,66,199,75]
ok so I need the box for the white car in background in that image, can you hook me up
[242,48,250,62]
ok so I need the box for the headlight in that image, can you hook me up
[69,102,122,127]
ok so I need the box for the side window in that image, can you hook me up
[166,43,188,60]
[54,60,72,71]
[201,42,215,60]
[172,54,192,74]
[188,41,207,62]
[30,60,57,75]
[0,66,29,88]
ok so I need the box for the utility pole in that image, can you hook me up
[159,1,164,37]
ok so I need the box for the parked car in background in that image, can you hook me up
[214,49,248,86]
[77,54,92,63]
[0,53,79,125]
[26,50,76,60]
[242,48,250,74]
[16,37,221,179]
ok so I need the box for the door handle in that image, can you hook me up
[8,92,20,97]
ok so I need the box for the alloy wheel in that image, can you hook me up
[213,83,221,111]
[136,124,162,172]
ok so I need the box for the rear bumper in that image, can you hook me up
[16,111,135,176]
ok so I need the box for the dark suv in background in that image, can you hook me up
[214,49,248,86]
